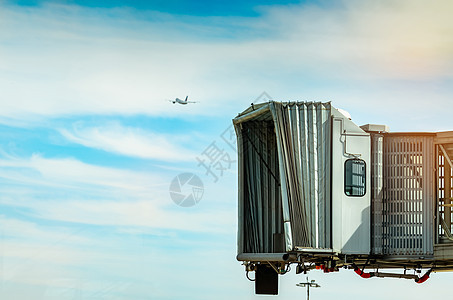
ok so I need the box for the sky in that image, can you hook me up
[0,0,453,299]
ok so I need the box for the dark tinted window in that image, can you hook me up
[345,159,366,197]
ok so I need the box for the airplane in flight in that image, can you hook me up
[169,96,197,105]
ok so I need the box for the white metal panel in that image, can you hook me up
[331,108,371,255]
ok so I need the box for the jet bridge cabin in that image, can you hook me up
[233,101,453,295]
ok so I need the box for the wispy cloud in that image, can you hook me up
[1,1,452,122]
[19,198,234,233]
[0,153,165,193]
[59,121,198,162]
[257,0,453,77]
[0,2,452,299]
[0,152,234,232]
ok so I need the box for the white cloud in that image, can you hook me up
[257,0,453,78]
[20,198,235,233]
[0,2,452,299]
[59,122,198,161]
[0,0,452,123]
[0,153,234,233]
[0,154,165,193]
[0,216,91,246]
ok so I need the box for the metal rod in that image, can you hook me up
[236,253,295,262]
[233,104,270,125]
[373,272,418,280]
[446,158,451,229]
[296,277,320,300]
[440,144,453,169]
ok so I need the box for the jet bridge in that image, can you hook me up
[233,101,453,295]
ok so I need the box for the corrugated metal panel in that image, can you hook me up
[234,101,332,253]
[371,133,384,255]
[270,102,331,250]
[382,135,434,256]
[237,118,283,253]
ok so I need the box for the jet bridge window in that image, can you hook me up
[344,159,366,197]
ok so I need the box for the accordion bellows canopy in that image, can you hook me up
[234,101,331,253]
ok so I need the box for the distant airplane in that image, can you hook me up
[169,96,197,105]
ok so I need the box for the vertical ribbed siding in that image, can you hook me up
[382,135,434,256]
[371,134,384,255]
[236,101,332,253]
[241,120,283,253]
[437,144,453,242]
[437,149,444,241]
[271,102,331,249]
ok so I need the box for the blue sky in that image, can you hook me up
[1,0,453,299]
[4,0,324,16]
